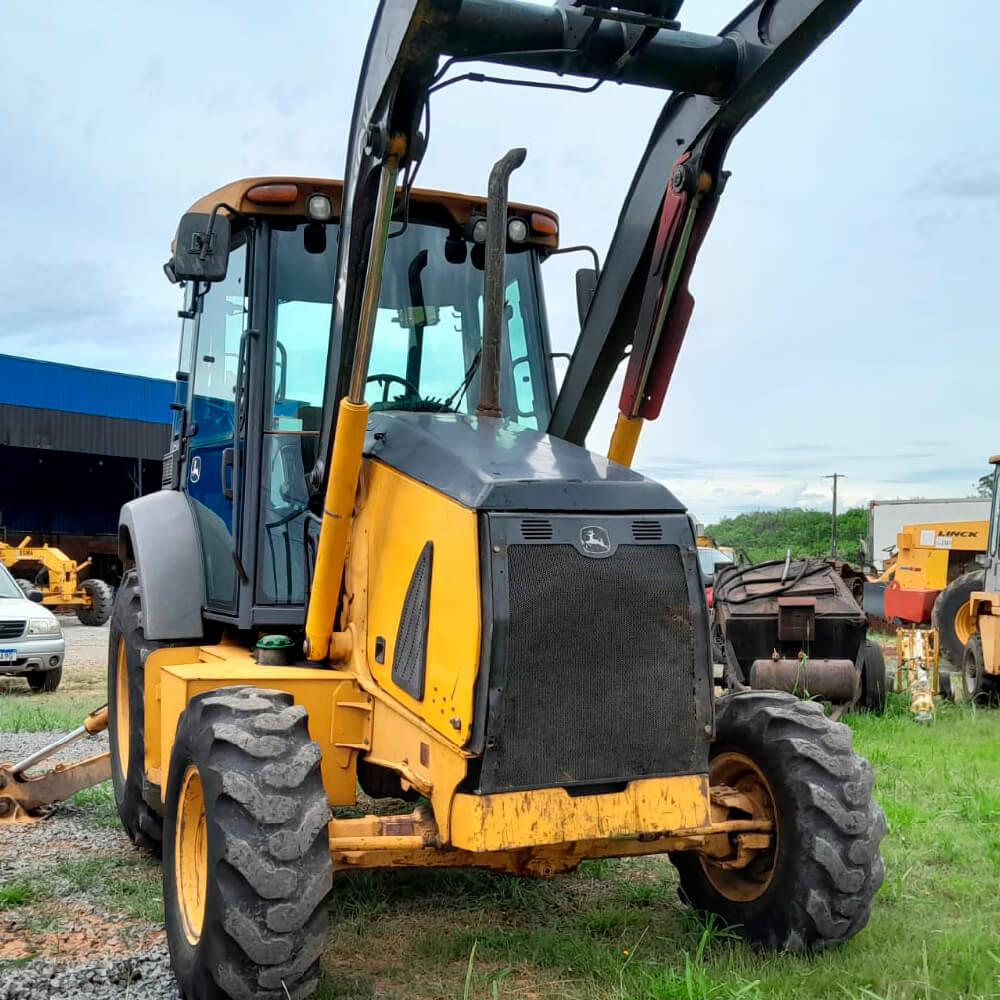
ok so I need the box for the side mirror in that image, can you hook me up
[575,267,598,327]
[170,212,232,283]
[28,590,44,604]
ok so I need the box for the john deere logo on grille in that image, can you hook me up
[579,525,611,556]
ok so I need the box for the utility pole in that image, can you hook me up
[824,474,846,558]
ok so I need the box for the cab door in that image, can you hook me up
[185,240,249,613]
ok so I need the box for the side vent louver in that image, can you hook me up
[520,518,553,541]
[631,520,663,542]
[391,542,433,700]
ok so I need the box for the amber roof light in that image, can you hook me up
[246,183,299,205]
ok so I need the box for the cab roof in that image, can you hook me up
[184,176,559,249]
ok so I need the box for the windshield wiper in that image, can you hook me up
[445,349,482,412]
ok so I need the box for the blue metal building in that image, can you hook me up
[0,354,174,576]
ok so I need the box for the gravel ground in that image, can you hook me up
[0,946,175,999]
[0,621,179,998]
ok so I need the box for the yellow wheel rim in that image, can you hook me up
[955,602,978,648]
[115,638,131,773]
[175,764,209,946]
[700,751,778,903]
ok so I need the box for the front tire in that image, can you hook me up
[163,687,331,1000]
[108,570,166,853]
[26,668,62,693]
[672,691,885,951]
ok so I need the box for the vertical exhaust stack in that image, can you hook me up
[477,147,526,419]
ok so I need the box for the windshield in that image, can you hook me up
[698,548,733,578]
[269,220,552,430]
[0,565,24,599]
[256,219,553,607]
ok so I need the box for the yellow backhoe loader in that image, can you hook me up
[0,3,883,997]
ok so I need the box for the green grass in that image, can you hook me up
[0,655,105,732]
[53,854,163,924]
[70,781,119,827]
[0,880,42,909]
[0,697,99,733]
[316,695,1000,999]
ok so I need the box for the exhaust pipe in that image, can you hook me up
[477,147,526,419]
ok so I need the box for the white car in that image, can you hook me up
[0,563,65,692]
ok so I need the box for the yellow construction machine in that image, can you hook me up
[965,456,1000,702]
[863,519,988,663]
[0,3,883,997]
[0,536,114,626]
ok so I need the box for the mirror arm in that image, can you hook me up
[543,244,601,277]
[202,202,244,261]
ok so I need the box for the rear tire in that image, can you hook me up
[859,640,887,714]
[108,570,167,853]
[78,578,114,626]
[671,691,885,951]
[933,570,984,666]
[962,635,999,705]
[163,687,331,1000]
[938,670,954,701]
[26,668,62,693]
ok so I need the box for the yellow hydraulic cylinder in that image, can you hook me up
[303,145,402,662]
[607,413,644,467]
[304,398,369,661]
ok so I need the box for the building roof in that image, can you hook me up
[0,354,174,425]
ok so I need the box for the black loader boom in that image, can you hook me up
[315,0,861,483]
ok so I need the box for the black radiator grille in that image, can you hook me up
[481,543,703,793]
[0,621,26,640]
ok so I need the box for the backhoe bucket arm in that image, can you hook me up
[318,0,864,481]
[0,707,110,823]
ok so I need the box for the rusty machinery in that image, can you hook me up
[713,557,886,717]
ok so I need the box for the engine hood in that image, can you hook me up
[364,412,683,513]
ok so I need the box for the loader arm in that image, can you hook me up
[315,0,861,483]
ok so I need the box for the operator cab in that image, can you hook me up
[164,177,561,627]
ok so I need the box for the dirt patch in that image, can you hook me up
[1,900,164,962]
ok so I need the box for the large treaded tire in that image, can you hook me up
[859,640,887,714]
[962,635,999,705]
[932,570,984,666]
[78,578,114,626]
[108,570,168,853]
[672,691,885,951]
[163,687,331,1000]
[27,668,62,693]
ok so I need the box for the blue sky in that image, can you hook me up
[1,1,996,521]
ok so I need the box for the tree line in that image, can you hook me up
[705,507,868,566]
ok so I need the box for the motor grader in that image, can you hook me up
[0,536,114,626]
[965,455,1000,703]
[0,2,884,997]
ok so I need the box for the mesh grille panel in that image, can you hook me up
[482,543,702,792]
[0,621,26,640]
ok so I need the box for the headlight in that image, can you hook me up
[27,618,61,636]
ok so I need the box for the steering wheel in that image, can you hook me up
[367,373,419,403]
